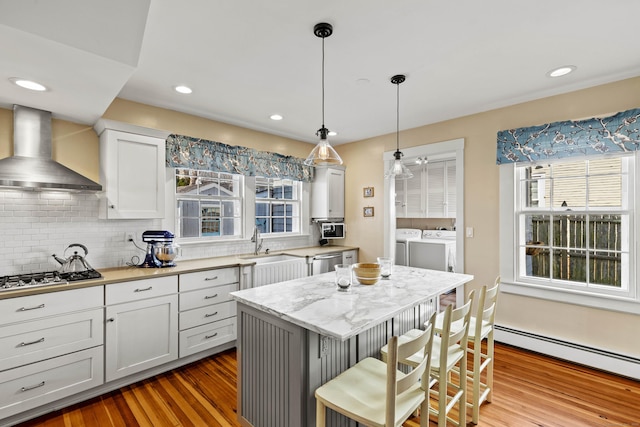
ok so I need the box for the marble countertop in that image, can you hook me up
[0,245,358,299]
[231,265,473,341]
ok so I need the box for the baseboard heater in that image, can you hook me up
[494,325,640,380]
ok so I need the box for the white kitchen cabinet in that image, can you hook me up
[395,160,456,218]
[342,249,358,265]
[0,287,104,420]
[178,267,239,357]
[94,119,170,219]
[0,347,104,419]
[105,276,179,382]
[311,165,345,219]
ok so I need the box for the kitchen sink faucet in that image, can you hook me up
[251,227,263,255]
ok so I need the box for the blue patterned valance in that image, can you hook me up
[165,134,312,182]
[496,108,640,164]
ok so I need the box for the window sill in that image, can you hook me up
[501,281,639,315]
[177,233,311,246]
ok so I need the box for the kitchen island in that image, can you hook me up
[230,265,473,427]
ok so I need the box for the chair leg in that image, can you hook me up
[472,338,481,424]
[487,333,495,403]
[316,400,326,427]
[459,355,467,427]
[438,376,447,427]
[420,397,430,427]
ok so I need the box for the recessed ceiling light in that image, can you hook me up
[10,77,47,91]
[270,114,283,121]
[174,85,192,94]
[547,66,576,78]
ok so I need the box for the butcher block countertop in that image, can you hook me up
[0,245,358,300]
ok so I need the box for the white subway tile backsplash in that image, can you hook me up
[0,189,319,276]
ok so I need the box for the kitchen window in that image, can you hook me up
[175,169,243,239]
[255,176,301,235]
[499,153,639,312]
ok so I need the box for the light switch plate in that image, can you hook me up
[466,227,474,238]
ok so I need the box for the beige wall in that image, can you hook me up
[338,76,640,357]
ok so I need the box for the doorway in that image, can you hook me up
[383,138,465,306]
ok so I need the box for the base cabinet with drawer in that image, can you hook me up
[105,276,179,382]
[178,267,239,357]
[0,287,104,419]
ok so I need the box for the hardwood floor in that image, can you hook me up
[14,344,640,427]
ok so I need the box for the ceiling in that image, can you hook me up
[1,0,640,145]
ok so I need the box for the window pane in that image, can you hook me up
[552,177,586,209]
[199,177,219,195]
[588,158,623,208]
[179,218,200,238]
[256,202,269,216]
[553,215,586,249]
[177,200,199,218]
[589,250,621,287]
[256,178,270,199]
[590,215,622,251]
[222,218,241,236]
[523,214,549,246]
[272,202,285,216]
[176,171,199,195]
[522,165,550,208]
[523,245,548,278]
[255,217,269,233]
[202,218,220,236]
[552,249,587,283]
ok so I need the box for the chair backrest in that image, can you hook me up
[477,280,500,333]
[384,312,436,426]
[439,290,475,368]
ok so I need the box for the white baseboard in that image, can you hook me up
[494,325,640,381]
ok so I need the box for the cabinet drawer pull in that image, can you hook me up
[204,276,219,281]
[205,333,218,339]
[204,311,219,318]
[204,294,219,299]
[18,304,45,312]
[107,318,115,322]
[19,337,45,347]
[21,381,45,392]
[134,286,153,292]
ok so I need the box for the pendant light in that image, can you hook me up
[385,74,413,179]
[304,22,343,166]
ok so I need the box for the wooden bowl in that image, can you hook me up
[353,263,381,285]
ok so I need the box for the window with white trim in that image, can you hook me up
[255,176,301,235]
[175,169,243,239]
[501,153,637,307]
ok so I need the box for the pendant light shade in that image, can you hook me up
[304,23,343,166]
[384,74,413,180]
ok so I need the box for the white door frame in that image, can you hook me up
[383,138,465,274]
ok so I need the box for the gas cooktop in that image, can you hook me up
[0,269,102,292]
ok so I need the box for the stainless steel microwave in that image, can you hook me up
[321,222,346,239]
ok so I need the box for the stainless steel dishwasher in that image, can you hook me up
[311,252,343,275]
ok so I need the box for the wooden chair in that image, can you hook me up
[315,313,436,427]
[434,277,500,424]
[381,291,474,427]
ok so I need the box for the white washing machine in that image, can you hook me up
[395,228,422,266]
[408,230,457,272]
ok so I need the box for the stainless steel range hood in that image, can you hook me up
[0,105,102,191]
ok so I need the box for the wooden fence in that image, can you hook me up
[527,215,621,287]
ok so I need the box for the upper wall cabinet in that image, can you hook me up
[311,165,345,220]
[396,159,456,218]
[94,120,170,219]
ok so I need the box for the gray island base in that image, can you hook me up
[231,265,473,427]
